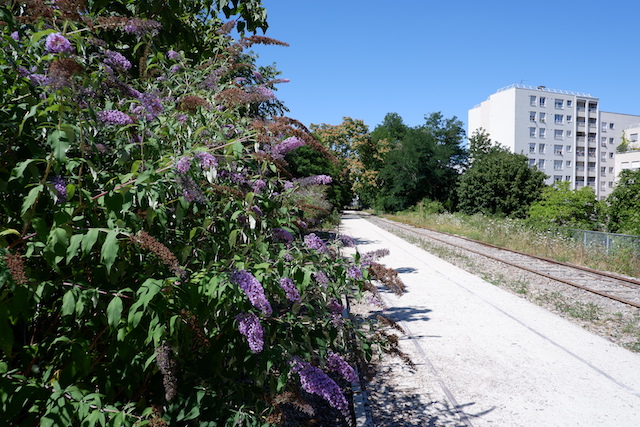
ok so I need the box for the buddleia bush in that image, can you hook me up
[0,3,379,425]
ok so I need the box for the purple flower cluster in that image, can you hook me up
[137,92,163,121]
[51,175,67,203]
[314,271,329,287]
[279,277,300,303]
[295,175,333,186]
[253,86,275,100]
[175,156,191,174]
[270,136,305,159]
[251,206,263,217]
[327,298,344,314]
[230,270,272,316]
[178,176,204,203]
[326,352,358,383]
[97,110,134,125]
[361,248,391,267]
[11,31,19,41]
[167,50,182,61]
[195,152,217,169]
[123,18,161,37]
[290,357,348,414]
[339,235,356,247]
[346,265,363,280]
[251,179,266,193]
[304,233,328,253]
[19,67,49,86]
[236,312,264,353]
[271,228,294,243]
[45,33,73,54]
[104,50,132,71]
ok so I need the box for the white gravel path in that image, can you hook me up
[340,211,640,427]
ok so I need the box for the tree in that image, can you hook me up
[311,117,386,208]
[468,128,494,161]
[606,169,640,235]
[528,181,605,230]
[375,112,467,212]
[456,142,547,218]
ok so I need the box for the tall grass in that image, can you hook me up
[388,210,640,278]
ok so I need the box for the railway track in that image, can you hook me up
[369,215,640,309]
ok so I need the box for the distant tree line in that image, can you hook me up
[304,115,640,236]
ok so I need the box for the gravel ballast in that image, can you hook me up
[340,211,640,426]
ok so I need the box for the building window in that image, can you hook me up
[588,148,596,157]
[565,145,572,153]
[566,160,572,167]
[538,143,545,154]
[601,122,607,132]
[530,111,536,121]
[539,112,546,122]
[554,129,563,140]
[529,127,536,138]
[555,99,564,109]
[601,153,607,162]
[529,143,536,154]
[566,130,572,138]
[609,167,614,173]
[539,128,546,138]
[554,160,563,170]
[554,144,563,154]
[609,138,615,144]
[610,123,615,130]
[567,100,572,107]
[554,114,563,124]
[631,133,638,143]
[601,137,607,147]
[528,159,536,167]
[554,175,562,182]
[539,97,546,107]
[610,152,614,158]
[530,96,537,106]
[566,176,572,181]
[609,181,614,188]
[538,159,546,169]
[567,115,572,123]
[601,167,607,176]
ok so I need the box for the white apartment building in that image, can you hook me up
[468,84,640,199]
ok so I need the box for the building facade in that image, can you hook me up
[468,84,640,199]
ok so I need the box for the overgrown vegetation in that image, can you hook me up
[388,211,640,278]
[0,2,394,425]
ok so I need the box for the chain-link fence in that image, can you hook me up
[565,229,640,255]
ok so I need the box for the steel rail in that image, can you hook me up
[374,217,640,310]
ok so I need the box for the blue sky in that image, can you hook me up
[249,0,640,136]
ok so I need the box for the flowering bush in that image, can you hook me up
[0,3,381,425]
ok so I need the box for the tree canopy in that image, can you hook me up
[606,169,640,235]
[456,136,547,218]
[528,181,604,230]
[374,112,467,212]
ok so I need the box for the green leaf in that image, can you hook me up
[100,230,119,273]
[66,233,83,263]
[81,228,100,257]
[9,158,39,182]
[31,28,55,43]
[106,296,123,328]
[21,184,43,217]
[61,290,76,317]
[48,129,70,162]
